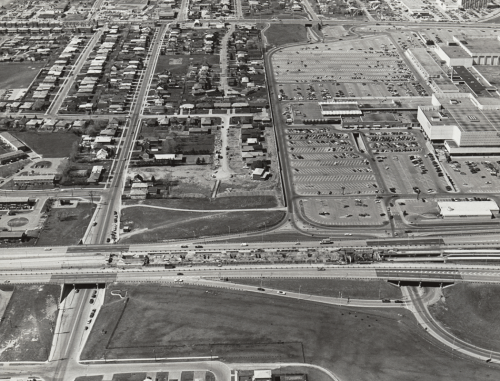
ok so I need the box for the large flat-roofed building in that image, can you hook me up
[319,102,362,116]
[458,0,488,10]
[435,44,473,68]
[0,132,27,151]
[454,36,500,65]
[405,49,458,93]
[438,200,499,218]
[418,93,500,155]
[399,0,429,14]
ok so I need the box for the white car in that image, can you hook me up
[277,291,286,295]
[344,233,352,236]
[174,278,183,283]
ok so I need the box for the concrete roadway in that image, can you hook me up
[3,263,500,284]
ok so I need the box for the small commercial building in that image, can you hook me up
[13,174,55,186]
[0,132,28,151]
[438,200,499,218]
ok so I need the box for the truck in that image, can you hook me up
[320,239,333,244]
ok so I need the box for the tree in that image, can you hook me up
[196,157,201,165]
[201,157,206,164]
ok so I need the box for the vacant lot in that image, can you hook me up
[230,279,402,300]
[82,284,499,381]
[265,24,307,46]
[125,195,278,210]
[36,203,95,246]
[74,377,103,381]
[111,374,147,381]
[120,207,285,243]
[0,284,59,361]
[13,132,80,158]
[429,283,500,352]
[0,62,44,88]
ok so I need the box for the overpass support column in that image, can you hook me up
[419,281,422,288]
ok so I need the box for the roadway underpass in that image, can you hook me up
[66,245,130,254]
[50,273,117,284]
[387,280,455,288]
[376,269,462,282]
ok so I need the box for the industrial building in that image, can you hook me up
[319,102,362,116]
[438,200,499,218]
[435,44,473,68]
[418,93,500,156]
[453,36,500,66]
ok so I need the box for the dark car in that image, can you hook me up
[382,299,391,303]
[394,300,404,303]
[90,299,95,304]
[181,245,188,248]
[177,272,184,276]
[257,288,265,291]
[195,245,203,248]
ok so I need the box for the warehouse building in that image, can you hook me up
[319,102,362,116]
[438,200,499,218]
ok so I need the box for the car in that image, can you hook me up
[87,320,92,324]
[44,248,52,251]
[394,300,404,303]
[257,287,265,291]
[90,312,95,318]
[344,233,352,236]
[92,291,97,298]
[177,272,184,276]
[317,267,326,271]
[174,278,183,283]
[382,299,391,303]
[85,326,89,330]
[277,291,286,295]
[195,245,203,248]
[295,242,301,245]
[241,243,248,246]
[90,299,95,304]
[75,289,80,293]
[92,309,96,313]
[181,245,188,248]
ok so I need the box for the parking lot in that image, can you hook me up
[286,128,380,196]
[301,197,388,226]
[444,159,500,193]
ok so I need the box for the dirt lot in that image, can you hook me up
[0,62,45,88]
[128,165,214,198]
[125,195,278,210]
[0,287,13,319]
[264,24,308,46]
[0,284,59,361]
[36,203,96,246]
[230,279,402,300]
[82,284,499,381]
[120,207,285,243]
[13,132,80,158]
[429,283,500,352]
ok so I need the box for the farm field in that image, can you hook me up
[0,284,59,361]
[82,284,499,381]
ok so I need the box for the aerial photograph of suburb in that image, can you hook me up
[3,0,500,379]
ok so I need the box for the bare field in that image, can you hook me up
[0,62,44,88]
[0,284,59,361]
[81,284,500,381]
[429,283,500,352]
[125,195,278,210]
[230,279,402,300]
[120,207,285,243]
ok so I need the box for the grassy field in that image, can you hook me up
[120,207,285,243]
[0,62,44,88]
[0,159,31,179]
[230,279,402,300]
[36,203,95,246]
[0,284,60,361]
[429,283,500,351]
[275,366,332,381]
[81,284,500,381]
[13,132,80,158]
[264,24,308,46]
[124,196,278,210]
